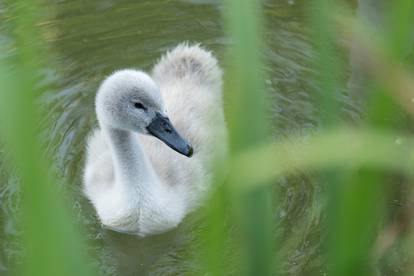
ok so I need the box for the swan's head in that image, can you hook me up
[96,69,193,157]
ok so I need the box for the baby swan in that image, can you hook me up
[83,44,226,236]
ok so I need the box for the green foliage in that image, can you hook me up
[0,1,94,276]
[1,0,414,275]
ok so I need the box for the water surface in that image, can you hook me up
[1,0,398,275]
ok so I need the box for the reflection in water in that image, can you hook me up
[0,0,367,275]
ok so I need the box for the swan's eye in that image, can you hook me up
[134,102,146,110]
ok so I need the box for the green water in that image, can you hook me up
[1,0,403,275]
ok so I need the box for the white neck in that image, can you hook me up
[102,125,159,196]
[98,123,186,235]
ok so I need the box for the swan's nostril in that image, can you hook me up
[187,146,194,157]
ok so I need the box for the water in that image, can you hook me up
[0,0,400,275]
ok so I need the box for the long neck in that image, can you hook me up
[102,126,158,195]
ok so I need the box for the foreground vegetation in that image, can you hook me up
[1,0,414,275]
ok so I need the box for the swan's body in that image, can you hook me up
[83,44,226,236]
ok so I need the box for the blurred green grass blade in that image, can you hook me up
[241,188,273,276]
[310,1,353,274]
[365,0,413,127]
[335,11,414,120]
[0,1,94,275]
[230,129,414,189]
[328,170,382,276]
[201,183,228,275]
[224,0,267,151]
[311,0,343,127]
[386,0,414,60]
[222,0,274,275]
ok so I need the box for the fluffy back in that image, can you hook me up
[152,43,222,88]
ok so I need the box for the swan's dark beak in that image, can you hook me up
[146,112,193,157]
